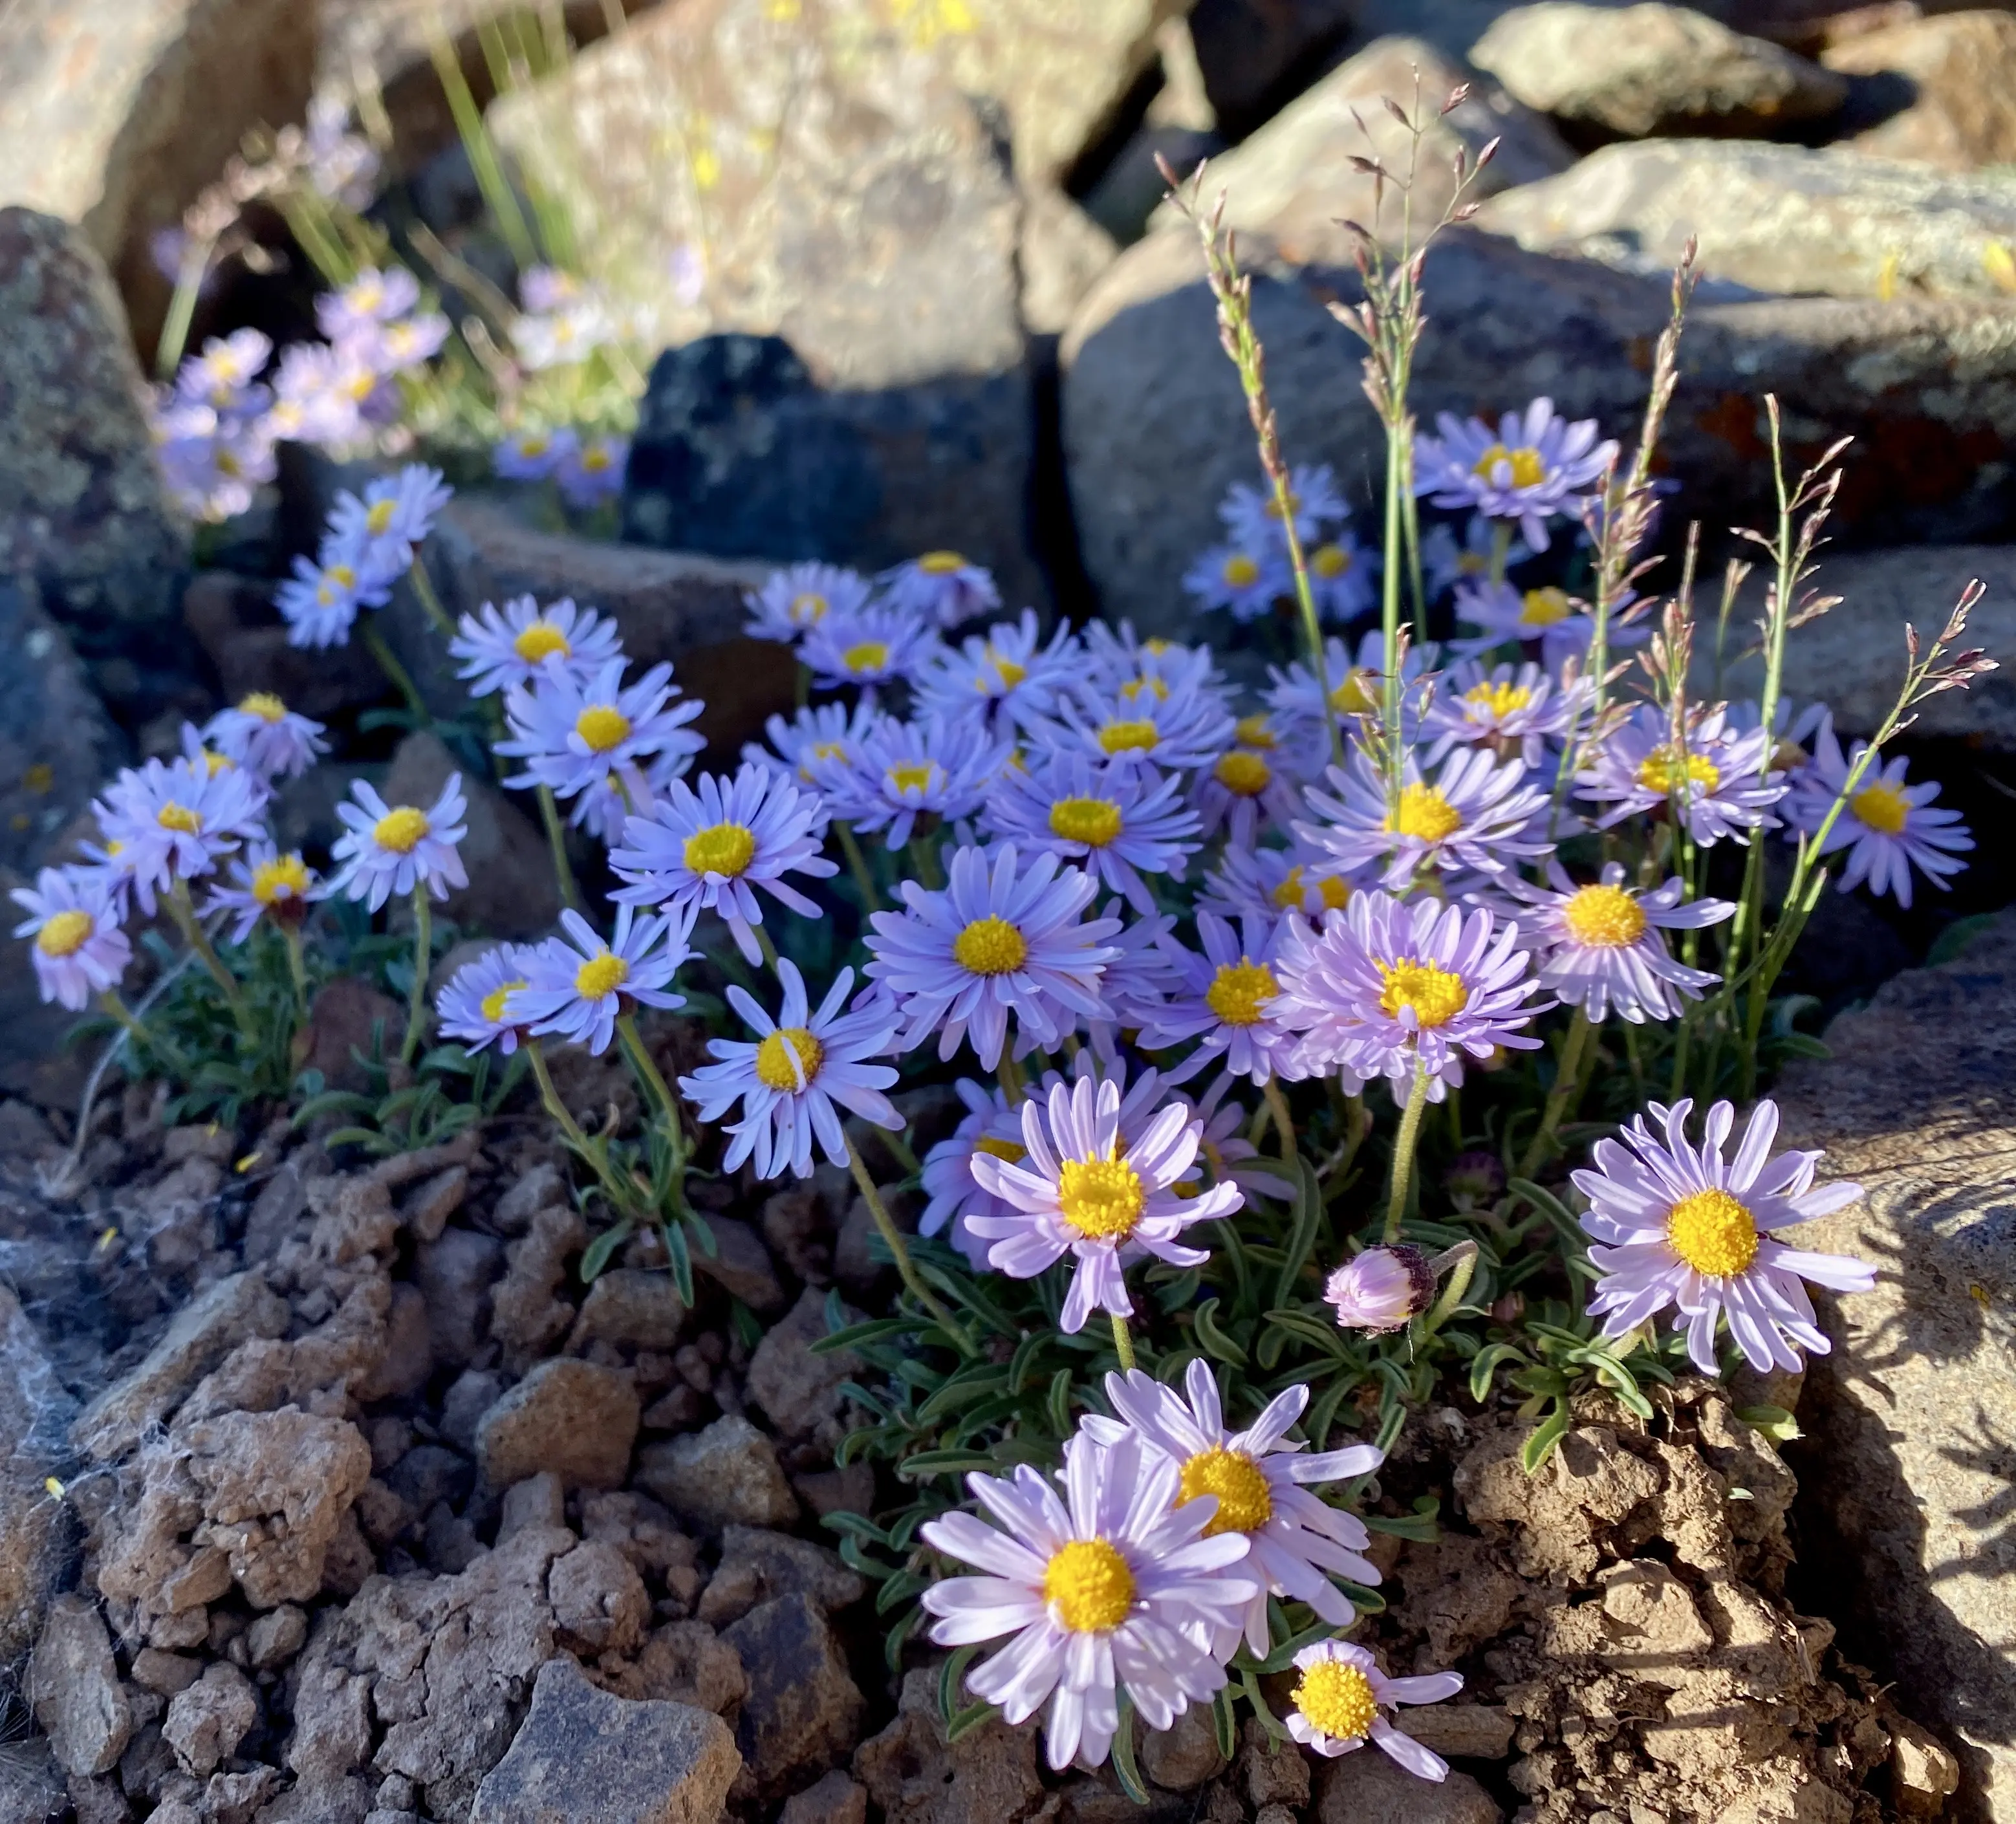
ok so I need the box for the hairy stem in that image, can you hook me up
[1519,1008,1593,1179]
[1383,1063,1432,1243]
[1110,1312,1138,1373]
[844,1131,959,1330]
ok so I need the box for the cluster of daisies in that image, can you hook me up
[26,391,1946,1781]
[151,267,450,523]
[490,265,634,510]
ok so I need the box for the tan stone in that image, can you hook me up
[1826,11,2016,171]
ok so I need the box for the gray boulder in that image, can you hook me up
[0,584,125,876]
[0,1287,70,1676]
[1775,908,2016,1819]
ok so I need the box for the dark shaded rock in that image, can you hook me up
[1139,1702,1226,1790]
[161,1661,258,1777]
[636,1414,799,1533]
[548,1537,651,1656]
[779,1769,868,1824]
[746,1287,861,1442]
[695,1525,865,1629]
[0,208,189,721]
[470,1654,741,1824]
[1825,11,2016,171]
[28,1594,133,1778]
[1774,908,2016,1814]
[180,570,384,722]
[720,1592,865,1800]
[415,1226,503,1371]
[691,1214,785,1316]
[0,1285,72,1673]
[1189,0,1360,135]
[476,1358,640,1492]
[0,582,126,874]
[566,1269,687,1354]
[853,1667,1047,1824]
[298,978,406,1094]
[1314,1746,1503,1823]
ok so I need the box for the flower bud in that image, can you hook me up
[1324,1245,1436,1333]
[1444,1149,1505,1210]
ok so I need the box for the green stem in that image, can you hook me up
[1420,1241,1479,1338]
[1110,1312,1138,1373]
[535,785,585,913]
[166,884,250,1029]
[835,822,881,914]
[844,1131,960,1330]
[907,833,946,891]
[154,235,219,380]
[98,990,151,1049]
[400,889,432,1065]
[283,927,310,1014]
[525,1039,643,1219]
[1519,1008,1594,1179]
[616,1012,684,1152]
[407,557,457,640]
[1261,1076,1299,1172]
[997,1049,1027,1108]
[362,622,430,724]
[1383,1063,1431,1243]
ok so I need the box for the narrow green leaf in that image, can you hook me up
[578,1221,633,1284]
[1194,1297,1250,1367]
[1271,1156,1326,1308]
[1211,1686,1237,1763]
[1521,1402,1572,1473]
[938,1645,979,1723]
[1109,1691,1149,1806]
[945,1700,1001,1744]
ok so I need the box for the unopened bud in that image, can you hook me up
[1325,1245,1435,1333]
[1444,1150,1505,1210]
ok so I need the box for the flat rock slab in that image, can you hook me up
[1775,907,2016,1818]
[471,1655,740,1824]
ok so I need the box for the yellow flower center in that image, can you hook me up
[580,445,613,473]
[239,692,288,722]
[1851,780,1909,836]
[480,979,528,1024]
[328,563,357,590]
[684,821,757,876]
[1465,680,1533,718]
[1561,884,1647,949]
[1293,1660,1378,1742]
[887,762,938,794]
[1637,745,1721,798]
[574,951,629,1000]
[982,647,1026,690]
[1235,713,1276,750]
[1270,867,1351,913]
[1057,1155,1145,1240]
[576,705,633,753]
[843,641,890,675]
[1041,1539,1135,1633]
[518,433,551,458]
[252,854,310,906]
[918,550,967,574]
[1222,552,1260,587]
[755,1026,825,1091]
[1177,1446,1274,1536]
[373,806,430,853]
[1665,1187,1759,1277]
[1214,751,1272,798]
[973,1135,1026,1164]
[952,916,1028,976]
[790,591,829,625]
[1098,719,1160,756]
[157,803,202,836]
[1328,671,1376,715]
[1118,677,1169,704]
[1474,442,1547,489]
[514,622,571,664]
[1048,796,1123,847]
[365,499,396,536]
[35,909,93,958]
[1521,587,1571,628]
[200,751,232,777]
[1389,785,1462,843]
[1378,958,1469,1028]
[1311,543,1351,578]
[1205,959,1279,1028]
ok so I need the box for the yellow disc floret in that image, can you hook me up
[1521,587,1571,627]
[919,550,968,574]
[365,498,396,536]
[1637,745,1721,798]
[514,622,571,664]
[789,591,829,625]
[1235,714,1277,750]
[157,803,202,836]
[576,705,633,753]
[1665,1187,1759,1277]
[887,762,938,794]
[1269,868,1352,913]
[252,854,310,906]
[1378,958,1469,1028]
[1851,780,1909,836]
[373,806,430,853]
[843,640,890,675]
[982,647,1026,690]
[574,951,629,999]
[1465,680,1533,719]
[1389,785,1463,843]
[683,821,758,877]
[1206,959,1279,1027]
[1328,671,1377,715]
[1042,1538,1135,1633]
[1098,719,1160,756]
[1311,543,1352,578]
[239,692,288,722]
[1561,884,1647,949]
[35,909,93,957]
[1222,553,1261,587]
[952,916,1028,976]
[1293,1658,1378,1742]
[1473,442,1547,489]
[755,1026,825,1091]
[973,1135,1026,1165]
[1057,1155,1146,1241]
[1214,751,1272,797]
[1049,797,1123,847]
[480,979,528,1024]
[1177,1446,1274,1536]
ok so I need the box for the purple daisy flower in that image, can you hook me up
[1574,1097,1876,1374]
[920,1078,1027,1268]
[1218,464,1346,547]
[877,551,1001,629]
[317,266,422,340]
[918,1431,1259,1772]
[329,464,453,583]
[744,563,873,644]
[201,693,329,781]
[274,530,389,649]
[1577,704,1785,847]
[556,432,628,510]
[799,603,942,693]
[1190,739,1304,849]
[327,774,468,911]
[979,751,1201,915]
[435,946,540,1056]
[1038,669,1237,776]
[91,756,266,915]
[1414,397,1617,552]
[1197,843,1359,928]
[1134,911,1297,1087]
[1420,659,1581,768]
[1264,633,1431,748]
[1090,1360,1385,1658]
[913,611,1084,735]
[498,657,704,810]
[742,700,888,788]
[493,424,576,482]
[679,961,902,1179]
[863,845,1121,1068]
[1182,540,1290,621]
[1297,747,1552,893]
[1285,1638,1465,1779]
[12,867,130,1010]
[609,764,836,965]
[1450,579,1647,674]
[515,906,688,1055]
[1272,890,1548,1097]
[202,842,318,944]
[1490,861,1733,1024]
[812,714,1011,851]
[966,1074,1238,1331]
[450,594,625,697]
[1305,527,1381,624]
[1325,1245,1436,1332]
[1783,715,1972,909]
